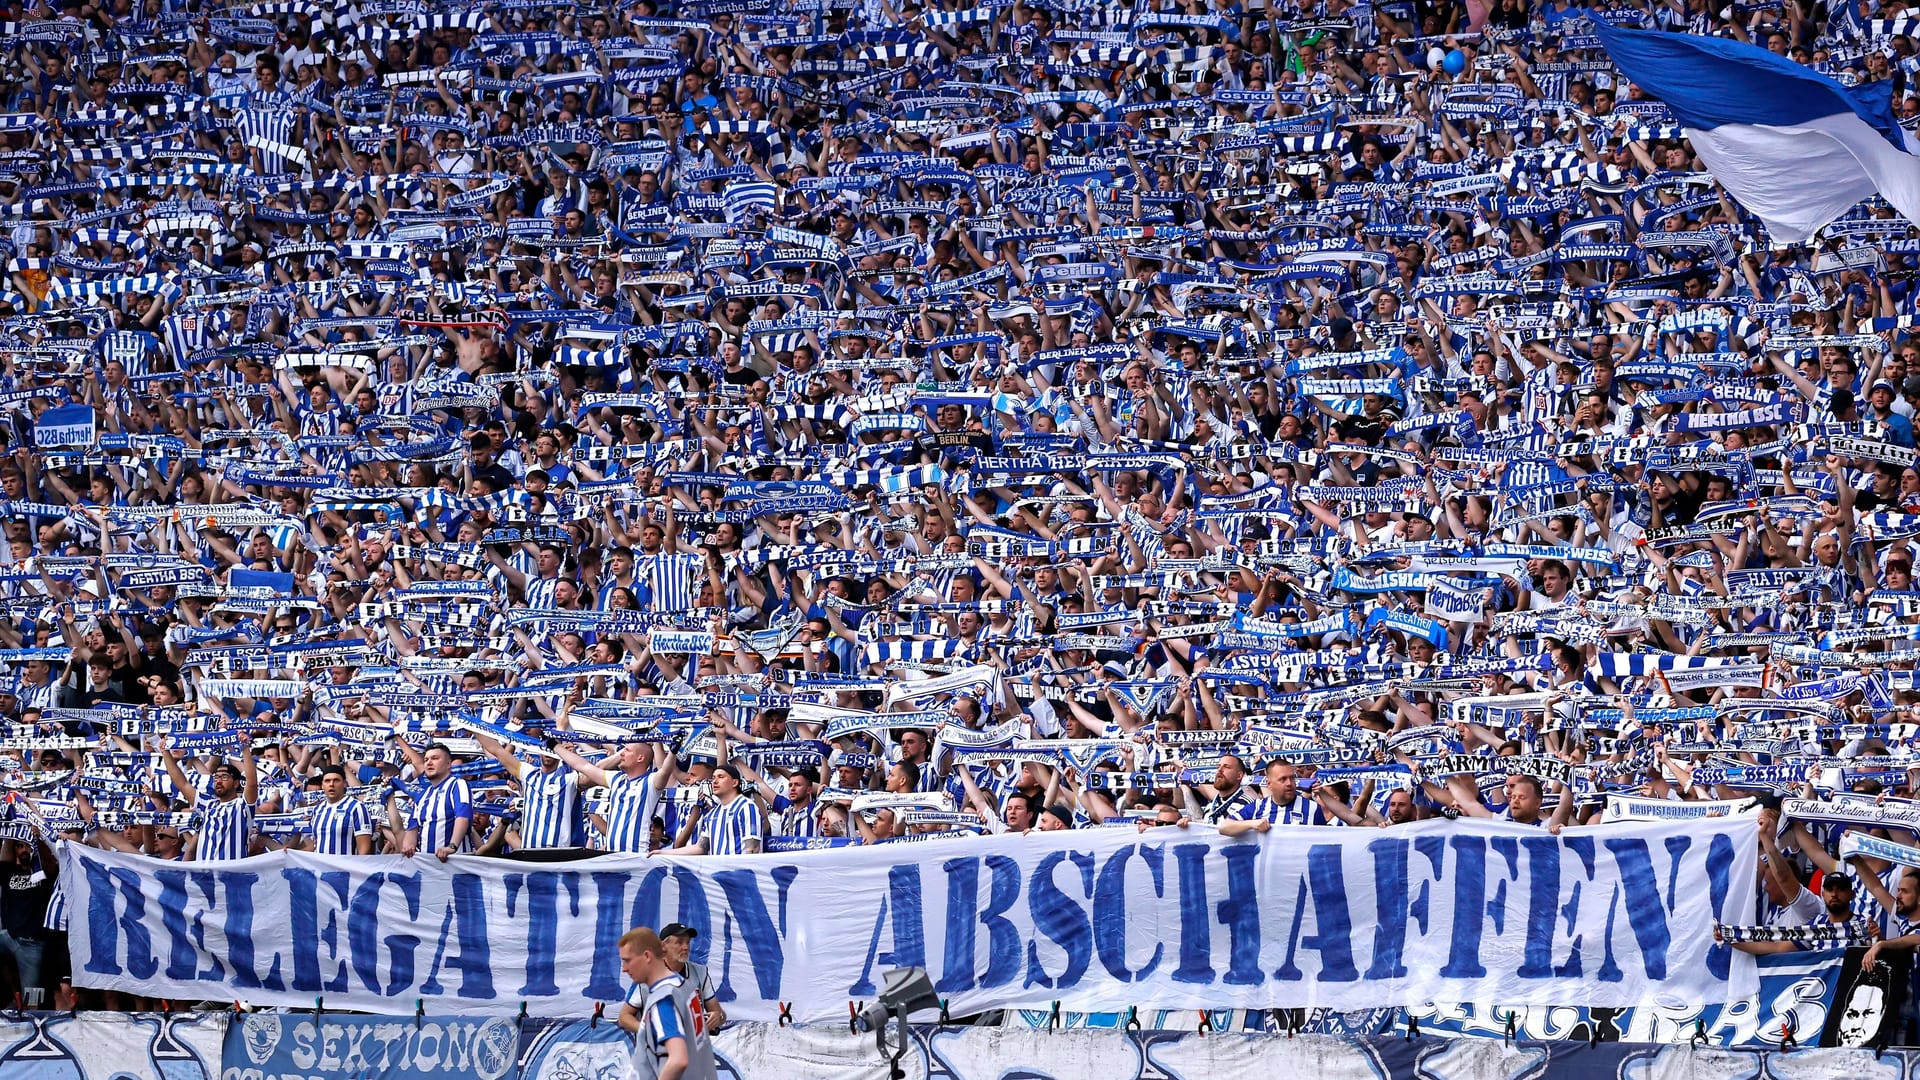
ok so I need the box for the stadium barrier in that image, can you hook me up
[3,1011,1918,1080]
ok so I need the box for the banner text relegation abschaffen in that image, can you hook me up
[61,817,1759,1019]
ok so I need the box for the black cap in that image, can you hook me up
[660,922,698,940]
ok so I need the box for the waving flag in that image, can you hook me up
[725,182,779,224]
[1597,21,1920,243]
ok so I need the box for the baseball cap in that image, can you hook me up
[659,922,698,940]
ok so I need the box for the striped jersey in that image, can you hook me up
[43,862,67,933]
[309,796,373,855]
[523,573,561,609]
[517,761,582,849]
[635,552,704,610]
[410,776,474,854]
[600,770,659,854]
[1236,795,1337,827]
[192,794,255,861]
[1199,786,1251,825]
[771,794,819,837]
[701,794,764,855]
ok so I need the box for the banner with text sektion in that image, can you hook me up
[224,1014,521,1080]
[61,817,1759,1020]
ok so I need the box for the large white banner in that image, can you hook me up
[62,817,1757,1020]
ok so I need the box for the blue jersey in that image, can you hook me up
[1236,795,1336,827]
[309,796,373,855]
[518,762,582,849]
[701,795,763,855]
[1199,786,1251,825]
[601,770,659,854]
[192,794,255,861]
[772,794,819,837]
[43,854,67,932]
[410,776,473,854]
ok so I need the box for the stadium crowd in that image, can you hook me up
[0,0,1918,1027]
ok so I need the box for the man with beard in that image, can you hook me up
[1184,754,1251,825]
[1861,868,1920,1044]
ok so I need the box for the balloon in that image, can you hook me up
[1427,46,1446,71]
[1443,48,1467,75]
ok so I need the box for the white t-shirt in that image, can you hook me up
[1765,884,1824,927]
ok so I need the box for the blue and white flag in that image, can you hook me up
[1598,23,1920,242]
[726,182,779,224]
[35,403,96,448]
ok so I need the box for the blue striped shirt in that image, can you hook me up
[701,794,763,855]
[192,794,255,861]
[909,760,944,794]
[601,770,658,854]
[410,776,473,854]
[99,330,156,376]
[1236,795,1337,827]
[43,862,66,932]
[1199,786,1251,825]
[660,789,696,847]
[309,796,373,856]
[524,574,560,609]
[636,553,704,610]
[518,762,582,849]
[772,795,819,837]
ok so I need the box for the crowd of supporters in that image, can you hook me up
[2,0,1920,1030]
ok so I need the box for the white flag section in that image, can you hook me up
[61,817,1758,1018]
[1596,23,1920,244]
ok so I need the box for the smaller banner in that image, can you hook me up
[35,403,96,448]
[227,1014,523,1080]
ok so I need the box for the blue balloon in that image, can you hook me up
[1442,48,1467,75]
